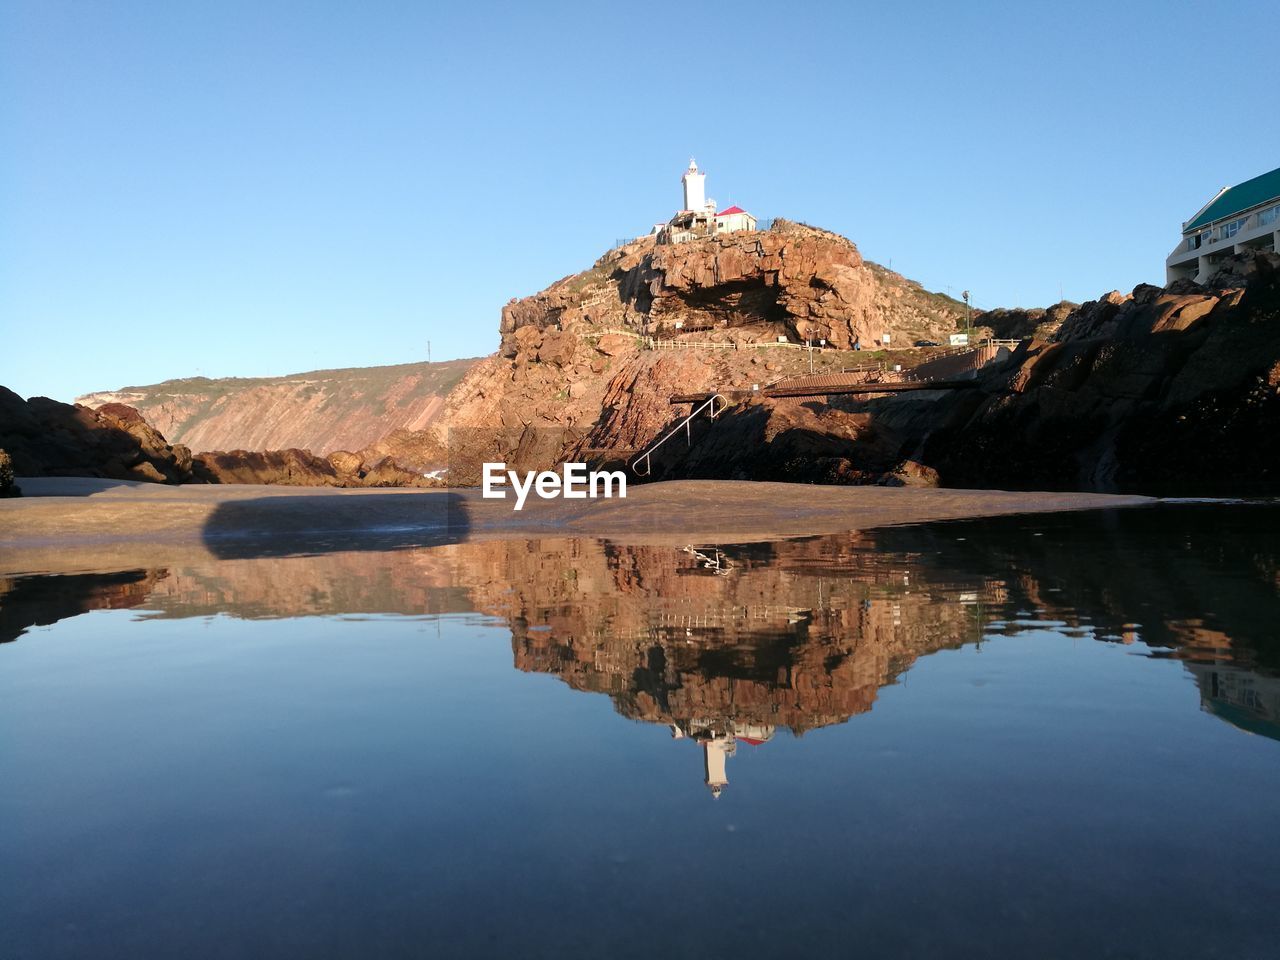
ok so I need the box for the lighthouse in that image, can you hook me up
[655,158,753,245]
[681,158,707,212]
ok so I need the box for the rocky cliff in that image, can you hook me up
[0,387,197,484]
[49,222,972,486]
[76,359,475,456]
[499,220,967,350]
[372,222,972,479]
[0,387,433,488]
[32,221,1280,497]
[651,251,1280,495]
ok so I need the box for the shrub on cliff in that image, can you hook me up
[0,448,20,497]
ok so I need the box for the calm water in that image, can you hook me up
[3,504,1280,959]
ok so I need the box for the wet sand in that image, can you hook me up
[0,477,1155,576]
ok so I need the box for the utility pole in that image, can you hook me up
[962,290,971,342]
[427,340,432,363]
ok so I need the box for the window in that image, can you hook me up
[1187,233,1202,250]
[1260,204,1280,227]
[1221,218,1246,240]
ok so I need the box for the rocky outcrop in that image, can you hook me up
[76,359,476,456]
[916,251,1280,494]
[0,387,196,483]
[499,220,968,353]
[635,394,942,487]
[192,448,434,487]
[657,251,1280,495]
[0,388,433,488]
[34,225,1280,498]
[979,300,1077,341]
[376,223,970,479]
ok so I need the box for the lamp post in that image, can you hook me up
[962,290,971,343]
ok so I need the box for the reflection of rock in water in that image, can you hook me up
[0,569,166,644]
[504,539,986,796]
[6,504,1280,791]
[1188,663,1280,743]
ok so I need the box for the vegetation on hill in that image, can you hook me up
[77,359,478,455]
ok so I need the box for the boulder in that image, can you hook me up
[535,328,578,367]
[328,450,365,476]
[594,333,634,356]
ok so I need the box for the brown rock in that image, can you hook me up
[887,460,940,487]
[535,328,577,367]
[0,388,194,484]
[128,461,167,483]
[328,450,365,476]
[594,333,634,356]
[497,223,966,358]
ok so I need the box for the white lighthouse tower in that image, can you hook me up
[681,158,707,212]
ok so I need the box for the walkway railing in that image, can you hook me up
[630,393,728,477]
[648,338,816,352]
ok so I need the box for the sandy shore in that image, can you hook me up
[0,477,1154,575]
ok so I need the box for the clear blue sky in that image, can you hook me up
[3,0,1277,401]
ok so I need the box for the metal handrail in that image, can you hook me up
[630,394,728,477]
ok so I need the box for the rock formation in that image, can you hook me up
[657,250,1280,494]
[979,300,1077,341]
[0,386,196,483]
[191,447,434,487]
[76,359,475,455]
[377,222,970,480]
[499,220,967,351]
[0,388,432,488]
[24,220,1280,497]
[920,250,1280,494]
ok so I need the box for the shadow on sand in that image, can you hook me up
[198,490,475,560]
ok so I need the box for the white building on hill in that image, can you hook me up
[1167,165,1280,283]
[682,159,706,212]
[654,159,758,244]
[715,205,756,233]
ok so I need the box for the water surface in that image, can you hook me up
[3,504,1279,958]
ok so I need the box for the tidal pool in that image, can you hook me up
[3,504,1279,958]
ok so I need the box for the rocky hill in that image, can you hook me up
[650,251,1280,495]
[52,222,971,485]
[76,358,476,455]
[0,387,433,488]
[499,219,968,349]
[31,219,1280,497]
[372,222,974,479]
[373,237,1280,497]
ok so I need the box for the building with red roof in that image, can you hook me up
[714,203,757,234]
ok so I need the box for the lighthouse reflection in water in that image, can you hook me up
[671,720,773,798]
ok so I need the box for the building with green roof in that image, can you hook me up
[1167,165,1280,283]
